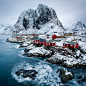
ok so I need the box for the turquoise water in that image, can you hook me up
[0,35,86,86]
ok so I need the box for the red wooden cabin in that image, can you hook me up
[63,41,79,48]
[52,34,57,39]
[33,39,56,46]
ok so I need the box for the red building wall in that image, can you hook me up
[63,43,79,48]
[52,35,57,39]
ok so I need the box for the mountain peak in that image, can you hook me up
[76,21,86,28]
[74,21,86,32]
[38,4,45,7]
[12,4,65,34]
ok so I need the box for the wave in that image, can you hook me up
[11,61,62,86]
[11,44,20,49]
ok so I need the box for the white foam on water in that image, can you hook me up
[11,44,20,49]
[11,61,62,86]
[72,80,79,86]
[18,50,25,57]
[11,61,33,83]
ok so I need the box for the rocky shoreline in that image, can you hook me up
[23,43,86,69]
[7,35,86,84]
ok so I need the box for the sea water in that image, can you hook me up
[0,35,86,86]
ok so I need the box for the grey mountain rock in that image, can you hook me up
[13,4,64,34]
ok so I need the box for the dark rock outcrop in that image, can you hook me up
[59,68,74,83]
[16,69,38,79]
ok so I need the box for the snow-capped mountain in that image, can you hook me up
[0,24,13,34]
[12,4,65,34]
[73,21,86,32]
[63,21,86,33]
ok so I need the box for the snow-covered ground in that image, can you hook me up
[47,51,86,67]
[28,47,52,56]
[79,41,86,52]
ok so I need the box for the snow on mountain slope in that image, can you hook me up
[38,21,65,34]
[14,11,27,33]
[12,4,65,34]
[62,21,77,32]
[17,20,65,35]
[73,21,86,32]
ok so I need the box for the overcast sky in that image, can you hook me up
[0,0,86,25]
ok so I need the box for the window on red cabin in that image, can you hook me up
[52,43,56,46]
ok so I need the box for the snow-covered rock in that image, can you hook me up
[24,46,53,57]
[46,47,86,68]
[76,50,81,57]
[79,41,86,52]
[6,36,26,43]
[20,40,32,47]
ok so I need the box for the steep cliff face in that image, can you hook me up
[14,4,65,34]
[35,4,57,29]
[23,9,36,29]
[14,11,27,33]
